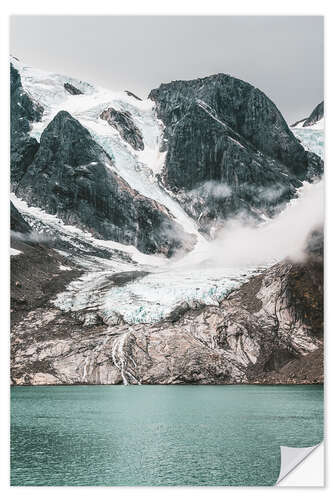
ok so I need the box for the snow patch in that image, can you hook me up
[11,248,22,256]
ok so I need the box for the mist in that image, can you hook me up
[10,230,56,245]
[171,179,324,270]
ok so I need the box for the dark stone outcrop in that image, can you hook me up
[64,82,83,95]
[291,102,324,128]
[149,74,323,227]
[10,201,31,233]
[303,101,324,127]
[125,90,142,101]
[100,107,144,151]
[14,110,193,255]
[303,101,324,126]
[10,63,43,186]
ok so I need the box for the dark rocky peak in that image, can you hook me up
[100,107,144,151]
[291,101,324,128]
[304,101,324,126]
[10,63,44,187]
[150,72,311,176]
[148,72,323,229]
[15,110,194,255]
[35,110,111,167]
[64,82,83,95]
[10,63,44,135]
[10,201,31,234]
[125,90,142,101]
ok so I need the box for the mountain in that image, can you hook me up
[11,229,323,385]
[10,63,43,185]
[291,101,324,129]
[14,108,193,256]
[10,59,323,249]
[10,201,31,233]
[10,58,324,385]
[149,75,323,230]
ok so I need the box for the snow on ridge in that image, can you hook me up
[10,248,22,256]
[10,192,165,271]
[15,59,200,240]
[291,117,324,131]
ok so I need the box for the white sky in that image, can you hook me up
[10,16,323,123]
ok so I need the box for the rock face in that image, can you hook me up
[304,101,324,126]
[125,90,142,101]
[149,74,323,227]
[291,101,324,128]
[11,236,323,385]
[14,111,193,255]
[64,82,83,95]
[10,201,31,233]
[100,107,144,150]
[10,63,43,186]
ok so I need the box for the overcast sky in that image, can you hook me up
[10,16,323,123]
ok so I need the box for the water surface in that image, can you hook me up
[11,384,323,486]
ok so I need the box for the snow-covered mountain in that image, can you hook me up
[10,57,324,385]
[291,101,324,130]
[11,57,323,251]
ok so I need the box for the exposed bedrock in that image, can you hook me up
[10,201,31,234]
[291,101,324,128]
[125,90,142,101]
[10,63,43,186]
[303,101,324,127]
[100,107,144,151]
[64,82,83,95]
[11,231,323,385]
[14,110,194,255]
[149,74,323,226]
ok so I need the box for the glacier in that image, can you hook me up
[292,128,324,160]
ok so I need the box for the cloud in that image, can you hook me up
[170,179,324,270]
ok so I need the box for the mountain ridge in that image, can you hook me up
[291,101,324,129]
[10,58,324,385]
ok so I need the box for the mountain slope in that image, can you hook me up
[291,101,324,129]
[10,63,43,186]
[149,75,323,229]
[10,58,201,253]
[11,231,323,385]
[14,110,194,255]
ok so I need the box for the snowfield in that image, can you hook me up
[292,127,324,160]
[292,117,324,130]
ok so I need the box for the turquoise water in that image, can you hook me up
[11,385,323,486]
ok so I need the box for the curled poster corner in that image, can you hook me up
[275,442,323,485]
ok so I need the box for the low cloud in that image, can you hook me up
[190,181,232,200]
[171,179,324,270]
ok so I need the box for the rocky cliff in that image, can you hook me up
[13,110,194,256]
[100,107,144,150]
[11,231,323,385]
[10,63,43,186]
[291,101,324,128]
[149,75,323,229]
[10,201,31,233]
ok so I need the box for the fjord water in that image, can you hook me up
[11,385,323,486]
